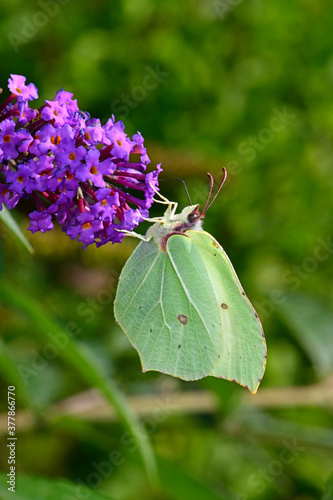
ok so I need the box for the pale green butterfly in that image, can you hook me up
[114,168,266,394]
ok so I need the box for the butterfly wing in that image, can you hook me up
[114,235,223,380]
[183,230,266,394]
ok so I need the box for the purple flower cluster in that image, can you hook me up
[0,74,162,247]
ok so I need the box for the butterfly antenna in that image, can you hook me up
[201,167,227,215]
[159,177,192,204]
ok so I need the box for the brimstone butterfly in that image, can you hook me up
[114,169,266,394]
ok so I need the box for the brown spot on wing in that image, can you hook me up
[177,314,188,325]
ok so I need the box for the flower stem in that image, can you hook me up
[0,93,16,114]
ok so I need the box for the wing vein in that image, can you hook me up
[119,250,161,319]
[167,246,217,369]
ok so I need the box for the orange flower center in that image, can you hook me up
[117,139,122,146]
[101,199,107,206]
[54,110,59,116]
[68,153,76,161]
[84,132,90,140]
[15,87,22,94]
[90,166,98,175]
[17,176,24,183]
[3,135,11,143]
[51,135,61,145]
[82,222,91,230]
[66,173,74,180]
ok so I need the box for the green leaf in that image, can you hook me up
[0,473,115,500]
[278,293,333,377]
[0,205,33,254]
[323,474,333,500]
[0,279,159,489]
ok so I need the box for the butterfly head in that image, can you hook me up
[174,204,203,231]
[152,168,227,249]
[176,167,227,224]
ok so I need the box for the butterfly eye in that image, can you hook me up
[188,205,201,223]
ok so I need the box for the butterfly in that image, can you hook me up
[114,168,266,393]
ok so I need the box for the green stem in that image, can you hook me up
[0,279,159,489]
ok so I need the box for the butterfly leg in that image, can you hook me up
[149,182,178,216]
[140,215,165,223]
[115,229,153,242]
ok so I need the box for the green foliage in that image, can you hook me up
[0,0,332,498]
[323,474,333,500]
[0,280,158,488]
[279,293,333,377]
[0,473,115,500]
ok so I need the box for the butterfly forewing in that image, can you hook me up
[114,235,223,380]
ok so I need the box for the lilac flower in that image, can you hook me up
[0,184,20,209]
[81,119,103,145]
[104,121,134,160]
[28,210,54,233]
[17,101,37,125]
[54,89,79,115]
[34,154,54,174]
[8,74,38,102]
[37,123,74,154]
[66,211,104,246]
[144,164,163,207]
[0,119,32,160]
[55,139,87,170]
[132,131,150,163]
[91,188,119,222]
[41,100,69,126]
[74,148,115,188]
[0,74,162,247]
[55,170,79,202]
[6,164,35,195]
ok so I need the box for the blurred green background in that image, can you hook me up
[0,0,333,499]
